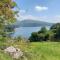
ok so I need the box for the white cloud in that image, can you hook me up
[49,15,60,23]
[19,10,26,14]
[17,14,60,23]
[35,6,48,11]
[16,10,60,23]
[17,13,47,22]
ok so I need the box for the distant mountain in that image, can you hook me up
[15,19,53,27]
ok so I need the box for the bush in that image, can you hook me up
[29,27,48,42]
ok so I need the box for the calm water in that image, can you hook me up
[14,26,50,38]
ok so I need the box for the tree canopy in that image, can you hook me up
[0,0,17,41]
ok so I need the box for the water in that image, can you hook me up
[14,26,50,38]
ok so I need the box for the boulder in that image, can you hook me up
[4,46,16,53]
[4,46,23,59]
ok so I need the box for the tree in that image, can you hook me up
[38,27,47,34]
[29,27,48,42]
[37,33,45,41]
[0,0,17,41]
[29,32,38,42]
[50,23,60,41]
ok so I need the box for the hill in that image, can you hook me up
[15,19,53,27]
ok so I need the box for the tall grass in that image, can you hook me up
[0,40,60,60]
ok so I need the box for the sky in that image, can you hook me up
[15,0,60,23]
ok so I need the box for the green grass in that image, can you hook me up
[0,41,60,60]
[25,42,60,60]
[12,41,60,60]
[0,50,13,60]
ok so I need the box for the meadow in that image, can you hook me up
[26,42,60,60]
[0,42,60,60]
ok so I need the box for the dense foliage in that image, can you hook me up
[0,0,17,41]
[50,23,60,41]
[29,23,60,42]
[29,27,48,42]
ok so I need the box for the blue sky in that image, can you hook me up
[15,0,60,23]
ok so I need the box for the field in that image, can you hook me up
[25,42,60,60]
[0,42,60,60]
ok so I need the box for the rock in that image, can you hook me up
[13,51,23,59]
[4,46,23,59]
[4,46,16,53]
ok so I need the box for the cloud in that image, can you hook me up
[49,15,60,23]
[19,10,26,14]
[16,10,60,23]
[16,13,60,23]
[17,13,47,22]
[35,6,48,11]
